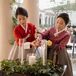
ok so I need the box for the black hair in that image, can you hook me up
[57,13,70,25]
[15,7,28,18]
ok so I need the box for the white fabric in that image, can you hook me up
[24,42,30,49]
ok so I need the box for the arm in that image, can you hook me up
[59,35,70,48]
[56,35,70,49]
[40,29,50,40]
[14,29,32,48]
[13,29,23,46]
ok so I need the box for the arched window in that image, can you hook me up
[45,16,47,25]
[39,14,42,25]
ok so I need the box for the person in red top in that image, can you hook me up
[13,7,41,60]
[13,7,36,46]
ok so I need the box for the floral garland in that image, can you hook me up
[0,59,64,76]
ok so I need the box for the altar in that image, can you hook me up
[0,40,65,76]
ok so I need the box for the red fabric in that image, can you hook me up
[13,23,36,46]
[42,27,70,49]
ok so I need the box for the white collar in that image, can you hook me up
[54,27,67,36]
[21,24,28,33]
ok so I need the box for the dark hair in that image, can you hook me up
[15,7,28,18]
[57,13,70,25]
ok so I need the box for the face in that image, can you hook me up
[55,17,66,31]
[17,15,28,26]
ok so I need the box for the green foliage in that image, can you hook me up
[12,16,17,27]
[73,30,76,35]
[9,37,15,45]
[10,0,16,5]
[0,59,64,76]
[9,16,17,45]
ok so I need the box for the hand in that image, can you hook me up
[35,38,41,47]
[35,33,42,40]
[31,39,41,48]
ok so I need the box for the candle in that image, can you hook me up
[42,40,47,65]
[43,48,45,65]
[19,39,24,64]
[29,54,36,65]
[21,42,24,64]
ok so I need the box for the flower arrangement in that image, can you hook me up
[0,59,64,76]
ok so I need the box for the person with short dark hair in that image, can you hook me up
[34,13,73,76]
[13,7,38,59]
[13,7,36,46]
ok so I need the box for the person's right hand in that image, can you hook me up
[35,33,42,39]
[31,38,41,48]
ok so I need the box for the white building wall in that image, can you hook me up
[69,0,76,3]
[69,11,76,26]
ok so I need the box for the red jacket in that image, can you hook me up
[13,23,36,46]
